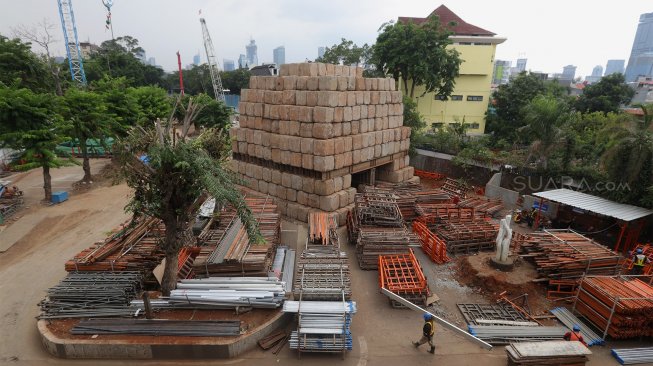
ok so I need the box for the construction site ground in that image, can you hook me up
[0,159,643,365]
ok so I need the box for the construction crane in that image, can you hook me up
[176,51,185,96]
[57,0,87,85]
[199,18,225,102]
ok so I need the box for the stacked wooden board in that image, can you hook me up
[506,341,591,365]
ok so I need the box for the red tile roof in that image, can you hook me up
[398,5,495,36]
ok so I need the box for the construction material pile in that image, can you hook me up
[284,300,357,355]
[379,249,429,306]
[308,211,338,246]
[574,276,653,339]
[0,183,23,221]
[457,197,503,217]
[363,181,449,221]
[415,205,482,223]
[65,216,166,272]
[272,245,295,292]
[38,272,142,319]
[623,244,653,275]
[550,307,604,346]
[433,220,498,255]
[258,331,289,354]
[611,347,653,365]
[468,325,567,344]
[193,196,280,277]
[457,303,533,326]
[441,178,468,199]
[131,277,286,310]
[412,220,449,264]
[356,226,411,269]
[516,229,621,280]
[294,245,351,301]
[354,190,403,227]
[506,341,591,366]
[71,319,242,337]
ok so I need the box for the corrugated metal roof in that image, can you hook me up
[533,189,653,222]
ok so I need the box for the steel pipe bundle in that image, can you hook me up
[38,272,142,319]
[171,277,285,309]
[283,300,357,314]
[467,325,567,344]
[550,307,604,346]
[71,319,242,337]
[611,347,653,365]
[574,276,653,339]
[516,229,621,280]
[285,300,356,354]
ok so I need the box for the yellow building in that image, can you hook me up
[399,5,506,134]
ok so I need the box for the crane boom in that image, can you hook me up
[57,0,87,85]
[199,18,225,102]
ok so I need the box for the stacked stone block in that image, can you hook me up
[231,62,414,225]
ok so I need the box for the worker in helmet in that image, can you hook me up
[631,248,650,276]
[563,324,586,346]
[412,313,436,354]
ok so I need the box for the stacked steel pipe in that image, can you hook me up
[517,230,621,280]
[574,276,653,339]
[611,347,653,365]
[65,216,166,273]
[193,195,280,277]
[284,301,357,354]
[378,249,429,305]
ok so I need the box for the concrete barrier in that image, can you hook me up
[485,172,519,207]
[39,311,292,359]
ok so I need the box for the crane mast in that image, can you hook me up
[57,0,87,85]
[199,18,225,102]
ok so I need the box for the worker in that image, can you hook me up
[412,313,436,354]
[563,324,586,346]
[631,248,650,276]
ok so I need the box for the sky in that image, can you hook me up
[0,0,651,78]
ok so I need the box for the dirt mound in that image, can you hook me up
[72,159,122,193]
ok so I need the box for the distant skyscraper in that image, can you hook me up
[238,54,248,69]
[318,46,326,59]
[626,12,653,82]
[193,53,200,66]
[585,65,604,83]
[223,59,235,72]
[605,59,625,76]
[273,46,285,66]
[147,57,156,66]
[562,65,577,80]
[492,60,511,85]
[246,39,258,67]
[516,58,527,72]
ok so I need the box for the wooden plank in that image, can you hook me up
[510,341,592,357]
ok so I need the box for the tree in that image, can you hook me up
[520,95,575,170]
[11,19,63,96]
[114,99,262,295]
[402,95,424,155]
[317,38,371,66]
[0,34,52,92]
[486,72,547,143]
[174,93,233,132]
[129,86,172,127]
[59,88,117,182]
[373,16,462,97]
[91,76,141,132]
[220,69,251,96]
[575,73,634,114]
[0,86,73,201]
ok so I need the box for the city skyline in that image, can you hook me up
[0,0,650,77]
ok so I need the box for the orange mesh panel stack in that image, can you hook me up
[379,249,429,305]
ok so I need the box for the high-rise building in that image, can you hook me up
[318,46,326,59]
[516,58,527,72]
[238,54,248,69]
[586,65,604,83]
[562,65,577,80]
[273,46,285,66]
[625,12,653,82]
[605,59,625,75]
[193,53,200,66]
[223,59,235,71]
[147,57,156,66]
[492,60,511,85]
[246,39,258,67]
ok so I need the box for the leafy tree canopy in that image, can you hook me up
[317,38,372,67]
[575,73,634,114]
[128,86,172,127]
[0,34,53,92]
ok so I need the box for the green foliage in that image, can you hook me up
[402,95,424,156]
[486,72,546,143]
[174,93,232,131]
[91,76,141,131]
[0,35,53,92]
[452,137,494,170]
[575,73,634,114]
[373,16,461,98]
[220,69,251,96]
[128,86,172,127]
[317,38,372,66]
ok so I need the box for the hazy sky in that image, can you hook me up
[0,0,650,78]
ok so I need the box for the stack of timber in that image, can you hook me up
[193,196,280,277]
[433,220,498,255]
[38,272,142,319]
[441,178,468,199]
[458,197,504,217]
[574,276,653,339]
[379,249,429,306]
[308,211,338,246]
[258,331,289,354]
[71,319,242,337]
[516,229,621,280]
[65,216,166,273]
[506,341,591,366]
[356,226,411,269]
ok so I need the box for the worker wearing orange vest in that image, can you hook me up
[631,248,650,276]
[563,324,587,346]
[413,313,436,354]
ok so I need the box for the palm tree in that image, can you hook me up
[114,97,261,295]
[519,95,572,170]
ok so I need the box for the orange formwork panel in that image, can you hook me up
[412,220,450,264]
[379,249,429,305]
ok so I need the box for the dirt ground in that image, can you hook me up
[0,163,640,365]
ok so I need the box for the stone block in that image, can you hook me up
[306,91,318,106]
[355,78,366,91]
[281,172,292,188]
[337,77,349,91]
[313,106,334,123]
[289,120,301,136]
[347,187,357,204]
[306,77,319,91]
[280,150,291,165]
[278,64,290,76]
[267,183,277,197]
[343,174,352,188]
[391,91,402,103]
[332,123,342,137]
[288,137,301,152]
[317,63,328,76]
[313,155,335,172]
[258,180,269,194]
[319,193,340,211]
[314,139,335,156]
[276,185,287,200]
[300,123,313,138]
[364,91,371,105]
[334,107,344,123]
[291,152,302,167]
[291,174,303,191]
[312,123,334,139]
[319,76,338,91]
[296,91,307,106]
[334,176,344,191]
[302,154,314,170]
[286,188,297,202]
[338,190,349,208]
[283,76,297,90]
[299,62,318,77]
[282,90,296,105]
[352,149,361,164]
[300,138,314,154]
[288,63,299,76]
[249,77,258,89]
[297,191,308,206]
[317,91,339,107]
[296,76,308,90]
[325,63,335,75]
[307,194,320,209]
[265,76,276,90]
[303,177,315,194]
[338,92,348,107]
[343,107,353,122]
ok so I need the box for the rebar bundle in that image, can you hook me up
[71,319,242,337]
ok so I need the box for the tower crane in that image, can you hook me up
[57,0,87,85]
[199,18,225,102]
